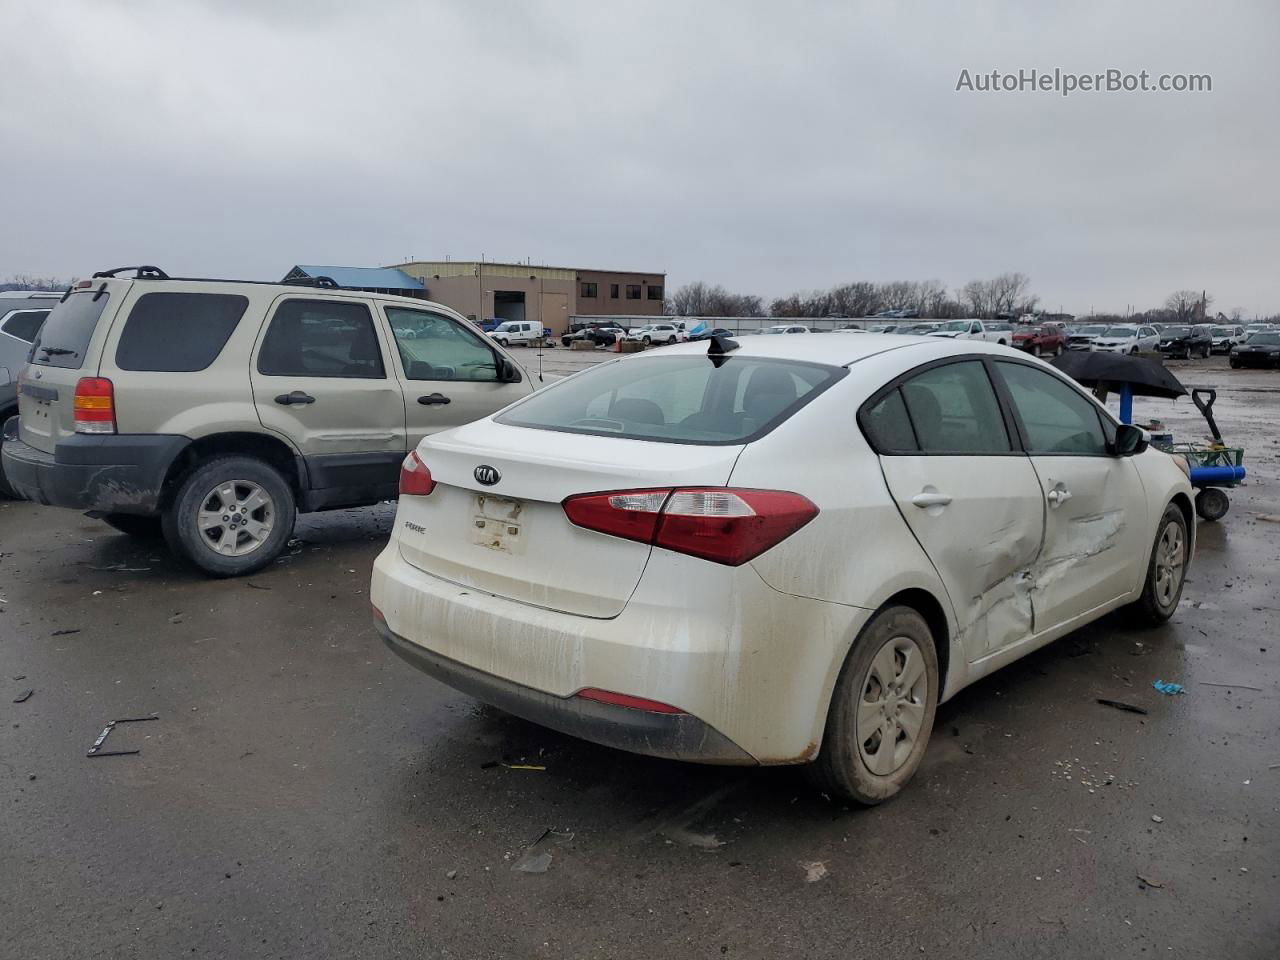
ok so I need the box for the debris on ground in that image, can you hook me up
[1097,698,1149,715]
[86,714,159,757]
[661,826,726,851]
[445,869,457,880]
[801,861,829,883]
[1151,815,1164,823]
[246,581,272,591]
[1254,514,1280,523]
[1152,680,1186,695]
[502,762,546,771]
[13,689,33,703]
[1137,874,1164,889]
[511,828,573,874]
[50,628,81,636]
[1200,681,1263,691]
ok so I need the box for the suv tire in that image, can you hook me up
[808,605,939,805]
[162,456,296,578]
[100,513,164,538]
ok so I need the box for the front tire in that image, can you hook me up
[1129,503,1188,624]
[642,336,652,345]
[809,606,939,805]
[100,513,164,538]
[162,456,296,578]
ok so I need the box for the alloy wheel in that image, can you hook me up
[196,480,275,557]
[855,635,929,776]
[1153,520,1186,608]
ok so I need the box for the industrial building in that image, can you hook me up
[386,260,665,333]
[282,265,428,298]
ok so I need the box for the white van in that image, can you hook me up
[490,320,547,348]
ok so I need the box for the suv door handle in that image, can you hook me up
[1046,487,1073,507]
[911,491,953,508]
[417,393,451,406]
[274,391,315,406]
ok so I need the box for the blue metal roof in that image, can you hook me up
[288,265,425,291]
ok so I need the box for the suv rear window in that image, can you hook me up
[496,355,844,445]
[29,291,112,369]
[1,309,50,343]
[115,292,250,371]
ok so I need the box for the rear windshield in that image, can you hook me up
[496,355,845,445]
[30,291,112,369]
[1163,326,1191,336]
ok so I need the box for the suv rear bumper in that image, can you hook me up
[1,419,187,514]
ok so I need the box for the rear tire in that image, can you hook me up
[808,606,939,805]
[0,449,18,500]
[162,456,296,578]
[1129,503,1188,624]
[100,513,164,538]
[1195,487,1230,521]
[1201,344,1210,359]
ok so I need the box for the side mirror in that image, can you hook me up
[1111,423,1149,457]
[496,356,522,383]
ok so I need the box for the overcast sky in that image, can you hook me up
[3,0,1277,315]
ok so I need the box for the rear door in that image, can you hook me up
[250,296,407,500]
[378,303,531,448]
[863,358,1045,661]
[991,360,1148,629]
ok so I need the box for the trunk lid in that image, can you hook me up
[395,418,744,618]
[17,284,123,453]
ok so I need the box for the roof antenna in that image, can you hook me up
[536,326,545,382]
[707,333,739,368]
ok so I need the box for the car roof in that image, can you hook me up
[629,331,1023,367]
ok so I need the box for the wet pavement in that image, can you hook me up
[1,355,1277,959]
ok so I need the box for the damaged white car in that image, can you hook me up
[372,334,1193,804]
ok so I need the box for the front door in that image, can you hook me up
[992,360,1148,630]
[379,303,530,448]
[864,359,1046,662]
[251,296,407,504]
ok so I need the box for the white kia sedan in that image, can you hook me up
[372,335,1193,804]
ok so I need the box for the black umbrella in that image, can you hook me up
[1049,351,1186,399]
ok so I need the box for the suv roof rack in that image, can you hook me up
[84,269,342,291]
[281,275,339,289]
[92,266,170,279]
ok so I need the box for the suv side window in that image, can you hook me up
[385,307,502,382]
[995,361,1107,455]
[115,292,249,372]
[889,360,1010,454]
[258,299,385,379]
[1,309,50,344]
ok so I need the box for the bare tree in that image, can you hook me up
[1229,306,1245,322]
[667,281,764,317]
[1164,289,1212,324]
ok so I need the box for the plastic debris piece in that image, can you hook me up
[512,849,553,874]
[1137,874,1164,889]
[503,763,546,771]
[1151,815,1164,823]
[1096,698,1149,715]
[801,861,828,883]
[1152,680,1185,695]
[13,689,33,703]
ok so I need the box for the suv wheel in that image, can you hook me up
[808,605,938,805]
[100,513,164,538]
[163,456,296,577]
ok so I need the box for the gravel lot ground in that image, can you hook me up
[1,347,1276,959]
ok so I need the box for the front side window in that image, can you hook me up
[995,361,1107,455]
[580,282,598,298]
[386,307,501,381]
[257,299,384,378]
[626,284,641,300]
[895,361,1010,454]
[497,355,844,445]
[115,292,249,372]
[1,309,50,344]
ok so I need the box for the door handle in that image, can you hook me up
[1046,487,1073,507]
[911,492,953,508]
[417,393,452,406]
[274,391,315,406]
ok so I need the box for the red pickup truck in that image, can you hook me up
[1012,322,1068,357]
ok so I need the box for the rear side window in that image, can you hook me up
[860,387,918,452]
[257,299,385,378]
[29,291,112,369]
[1,309,50,344]
[893,361,1010,454]
[115,292,249,372]
[995,361,1108,455]
[497,355,844,445]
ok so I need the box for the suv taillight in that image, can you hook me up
[399,450,435,496]
[74,377,116,434]
[562,487,818,566]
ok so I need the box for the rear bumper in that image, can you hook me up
[371,539,868,765]
[0,422,188,514]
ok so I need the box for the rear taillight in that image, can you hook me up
[562,487,817,566]
[399,450,435,496]
[74,377,116,434]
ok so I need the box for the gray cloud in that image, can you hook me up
[2,0,1277,314]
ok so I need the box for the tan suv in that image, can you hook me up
[2,266,534,575]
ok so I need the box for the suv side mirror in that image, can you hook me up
[1111,423,1148,457]
[496,356,522,383]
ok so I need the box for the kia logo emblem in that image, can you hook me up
[474,464,501,486]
